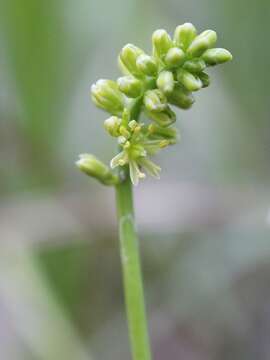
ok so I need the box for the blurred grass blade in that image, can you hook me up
[0,0,71,187]
[0,243,93,360]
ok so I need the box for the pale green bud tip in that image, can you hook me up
[76,154,119,186]
[119,43,144,76]
[198,30,217,46]
[187,30,217,57]
[177,69,202,92]
[152,29,172,58]
[117,76,143,98]
[91,79,124,114]
[157,71,174,95]
[136,54,158,76]
[104,116,121,137]
[165,47,185,67]
[144,89,167,112]
[173,23,197,50]
[203,48,233,65]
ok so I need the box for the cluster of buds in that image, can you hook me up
[77,23,232,185]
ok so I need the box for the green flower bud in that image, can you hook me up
[76,154,119,186]
[117,76,143,98]
[156,71,175,95]
[199,30,217,44]
[168,84,195,109]
[187,30,217,57]
[152,29,173,59]
[183,58,206,73]
[136,54,158,76]
[119,44,144,77]
[148,123,178,140]
[144,89,167,112]
[147,106,176,127]
[173,23,197,50]
[177,69,202,92]
[198,72,210,88]
[202,48,233,65]
[91,79,124,114]
[104,116,122,136]
[165,47,186,67]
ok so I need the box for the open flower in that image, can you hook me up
[109,120,175,185]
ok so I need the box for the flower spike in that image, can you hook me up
[78,23,232,185]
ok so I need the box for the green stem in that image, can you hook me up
[115,102,152,360]
[115,171,152,360]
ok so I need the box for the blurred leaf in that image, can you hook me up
[0,0,80,187]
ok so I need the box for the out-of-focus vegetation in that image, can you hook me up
[0,0,270,359]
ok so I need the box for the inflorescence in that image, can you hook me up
[76,23,232,185]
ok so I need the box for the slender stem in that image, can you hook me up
[115,103,152,360]
[115,171,152,360]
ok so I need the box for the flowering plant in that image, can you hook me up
[76,23,232,360]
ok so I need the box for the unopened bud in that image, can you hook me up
[136,54,158,76]
[152,29,173,59]
[91,79,124,114]
[198,72,210,88]
[148,123,178,140]
[173,23,197,50]
[168,84,195,109]
[177,69,202,92]
[165,47,186,67]
[104,116,121,136]
[202,48,233,65]
[157,71,175,95]
[76,154,119,186]
[187,30,217,57]
[147,106,176,127]
[183,59,206,73]
[144,89,167,112]
[117,76,143,98]
[119,44,144,77]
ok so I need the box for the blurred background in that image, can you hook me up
[1,0,270,359]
